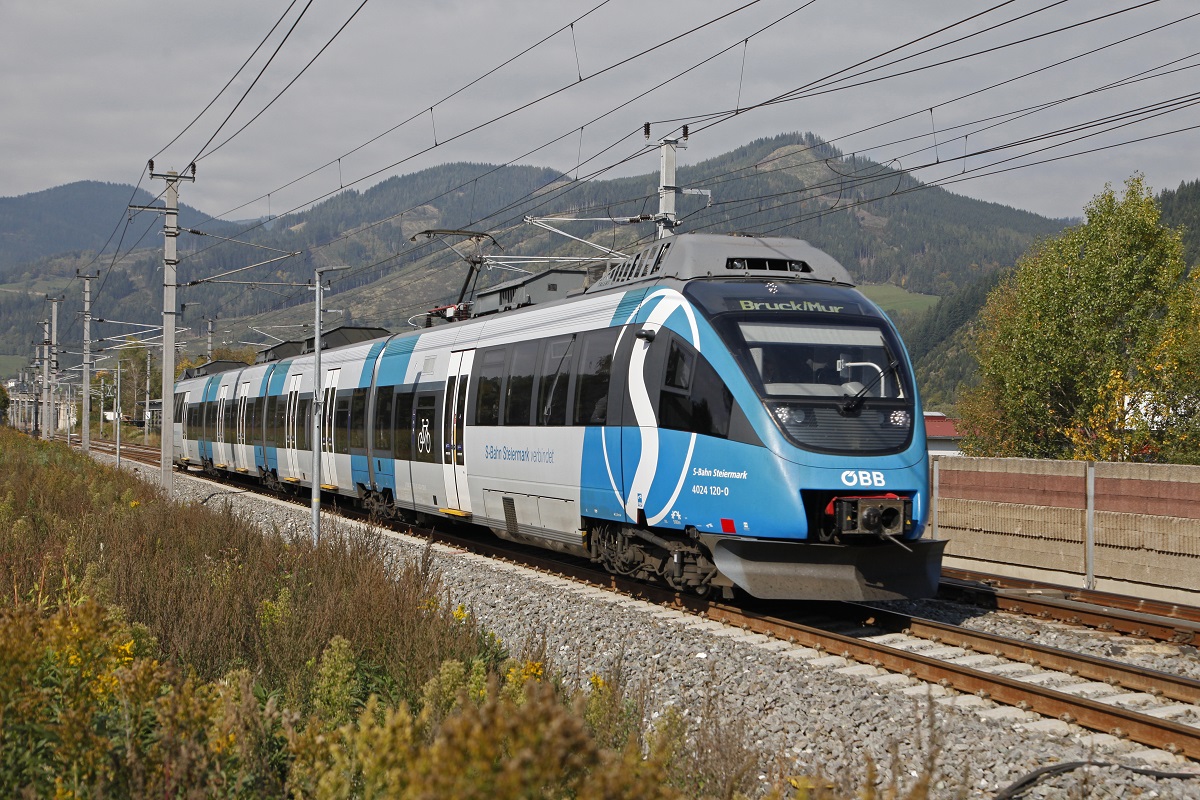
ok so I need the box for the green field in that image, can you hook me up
[0,354,29,380]
[856,283,940,315]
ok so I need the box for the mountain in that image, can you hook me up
[0,132,1069,382]
[0,181,237,275]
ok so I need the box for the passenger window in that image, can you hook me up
[413,393,439,463]
[573,327,619,425]
[334,395,351,454]
[374,387,394,451]
[504,341,539,426]
[537,335,575,426]
[296,397,310,451]
[349,388,368,451]
[394,390,413,460]
[659,337,733,439]
[474,348,506,426]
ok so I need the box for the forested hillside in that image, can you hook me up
[0,132,1068,381]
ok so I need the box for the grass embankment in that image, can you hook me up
[0,428,799,798]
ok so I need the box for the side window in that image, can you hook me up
[296,397,310,451]
[413,393,439,463]
[263,397,276,447]
[474,347,506,426]
[334,394,351,454]
[537,335,575,426]
[394,390,413,460]
[349,388,368,451]
[573,327,619,426]
[658,337,733,439]
[374,387,394,451]
[504,341,539,426]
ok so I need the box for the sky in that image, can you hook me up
[3,0,1200,223]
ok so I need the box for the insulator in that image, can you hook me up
[643,122,651,139]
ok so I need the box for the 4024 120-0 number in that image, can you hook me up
[691,484,730,497]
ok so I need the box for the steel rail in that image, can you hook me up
[942,567,1200,644]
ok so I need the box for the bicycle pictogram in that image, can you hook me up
[417,419,432,454]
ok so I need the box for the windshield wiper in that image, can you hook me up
[840,359,899,415]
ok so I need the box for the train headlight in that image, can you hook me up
[887,410,911,428]
[773,406,791,425]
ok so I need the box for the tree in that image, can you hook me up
[0,383,8,421]
[959,175,1200,463]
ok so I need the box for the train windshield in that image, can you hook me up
[733,319,915,454]
[685,280,917,455]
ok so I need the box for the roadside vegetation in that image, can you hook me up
[959,176,1200,463]
[0,427,952,798]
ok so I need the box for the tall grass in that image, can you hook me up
[0,429,945,797]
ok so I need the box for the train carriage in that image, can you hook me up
[175,232,945,601]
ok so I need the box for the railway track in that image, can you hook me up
[941,567,1200,645]
[75,435,1200,762]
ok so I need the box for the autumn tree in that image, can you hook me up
[959,175,1200,463]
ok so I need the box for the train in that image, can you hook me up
[172,232,946,601]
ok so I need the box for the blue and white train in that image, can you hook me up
[173,233,946,600]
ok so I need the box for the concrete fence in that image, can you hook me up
[932,456,1200,601]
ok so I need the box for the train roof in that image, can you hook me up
[585,233,853,294]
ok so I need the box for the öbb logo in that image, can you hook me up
[841,470,886,487]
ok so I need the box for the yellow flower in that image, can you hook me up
[452,603,468,623]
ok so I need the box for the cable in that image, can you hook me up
[197,0,374,162]
[187,0,318,166]
[152,0,303,161]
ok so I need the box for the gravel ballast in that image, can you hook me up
[117,461,1200,798]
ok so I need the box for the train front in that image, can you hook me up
[681,277,947,601]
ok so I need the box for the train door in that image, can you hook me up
[283,373,302,478]
[234,381,250,472]
[440,350,474,514]
[214,385,229,467]
[321,368,341,489]
[177,391,192,463]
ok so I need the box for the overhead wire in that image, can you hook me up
[179,2,1200,340]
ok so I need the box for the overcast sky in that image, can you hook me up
[3,0,1199,222]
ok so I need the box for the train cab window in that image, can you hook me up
[349,388,368,451]
[504,341,539,426]
[374,388,394,452]
[658,338,733,439]
[537,335,575,426]
[573,327,619,426]
[474,348,506,426]
[394,390,414,460]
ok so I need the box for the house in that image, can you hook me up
[924,412,962,456]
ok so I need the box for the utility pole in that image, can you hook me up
[145,350,152,442]
[40,320,50,440]
[133,161,195,491]
[80,272,95,453]
[312,262,350,546]
[207,316,214,361]
[49,297,60,438]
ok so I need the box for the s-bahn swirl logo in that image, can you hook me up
[601,289,700,526]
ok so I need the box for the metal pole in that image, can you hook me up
[82,273,93,453]
[146,165,193,492]
[143,350,150,442]
[1085,462,1096,590]
[207,317,213,361]
[41,320,50,440]
[311,263,349,546]
[49,299,59,438]
[115,360,122,469]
